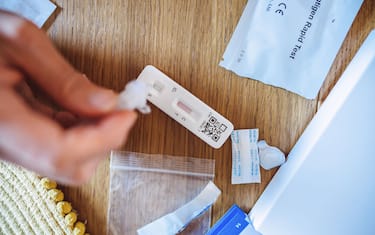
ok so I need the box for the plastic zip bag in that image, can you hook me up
[107,151,216,235]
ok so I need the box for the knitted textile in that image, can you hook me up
[0,161,75,235]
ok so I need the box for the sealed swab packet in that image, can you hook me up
[231,129,260,184]
[220,0,364,99]
[137,181,221,235]
[117,80,151,114]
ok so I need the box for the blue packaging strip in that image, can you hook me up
[207,204,249,235]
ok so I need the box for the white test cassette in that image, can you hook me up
[137,65,234,149]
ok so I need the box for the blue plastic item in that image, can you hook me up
[207,204,250,235]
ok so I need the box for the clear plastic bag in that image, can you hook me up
[107,151,216,235]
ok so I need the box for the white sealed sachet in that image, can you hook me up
[231,129,261,184]
[220,0,364,99]
[137,181,221,235]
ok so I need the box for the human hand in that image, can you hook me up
[0,11,137,185]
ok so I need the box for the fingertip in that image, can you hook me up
[106,110,138,132]
[61,73,120,116]
[123,110,138,124]
[99,111,138,147]
[88,89,118,112]
[67,155,103,186]
[59,110,138,167]
[74,76,144,116]
[0,11,25,40]
[116,110,138,129]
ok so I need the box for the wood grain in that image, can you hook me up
[45,1,375,234]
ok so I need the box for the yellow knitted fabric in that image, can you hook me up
[0,161,87,235]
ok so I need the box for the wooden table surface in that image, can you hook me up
[45,1,375,234]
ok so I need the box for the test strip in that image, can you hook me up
[137,65,234,149]
[137,181,221,235]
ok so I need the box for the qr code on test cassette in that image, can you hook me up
[200,115,227,142]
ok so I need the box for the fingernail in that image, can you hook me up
[90,90,117,111]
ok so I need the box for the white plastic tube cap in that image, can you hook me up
[258,140,285,170]
[117,80,151,114]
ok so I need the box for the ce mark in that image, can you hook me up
[275,2,287,16]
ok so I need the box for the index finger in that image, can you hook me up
[1,88,137,184]
[0,11,118,116]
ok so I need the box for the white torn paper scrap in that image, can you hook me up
[0,0,56,28]
[231,129,261,184]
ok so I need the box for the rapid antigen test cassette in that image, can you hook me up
[137,65,233,149]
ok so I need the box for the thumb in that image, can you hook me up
[57,72,118,116]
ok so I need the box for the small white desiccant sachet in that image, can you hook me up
[231,129,260,184]
[220,0,364,99]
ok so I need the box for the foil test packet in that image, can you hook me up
[220,0,364,99]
